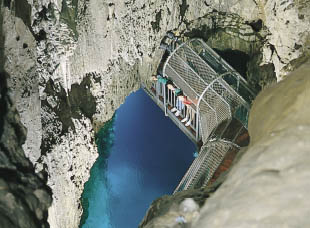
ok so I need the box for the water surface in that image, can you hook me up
[81,89,196,228]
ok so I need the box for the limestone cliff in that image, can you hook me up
[1,0,310,227]
[0,6,52,226]
[0,75,52,228]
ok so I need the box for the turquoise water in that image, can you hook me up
[80,89,196,228]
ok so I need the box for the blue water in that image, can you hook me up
[80,89,196,228]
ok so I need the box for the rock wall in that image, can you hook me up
[2,0,310,227]
[180,0,310,81]
[258,0,310,79]
[0,73,52,228]
[0,5,52,226]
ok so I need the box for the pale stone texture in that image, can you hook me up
[46,117,97,228]
[0,72,52,228]
[0,5,52,227]
[258,0,310,80]
[2,7,42,163]
[3,0,310,227]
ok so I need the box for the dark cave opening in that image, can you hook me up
[212,48,276,92]
[248,19,263,32]
[182,23,277,91]
[214,48,250,80]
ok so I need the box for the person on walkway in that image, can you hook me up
[170,88,183,114]
[151,74,168,84]
[167,83,181,107]
[151,74,168,96]
[167,83,175,105]
[174,94,184,117]
[181,96,194,126]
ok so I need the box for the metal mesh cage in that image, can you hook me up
[163,38,256,142]
[142,37,258,195]
[174,140,239,193]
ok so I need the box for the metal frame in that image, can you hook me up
[143,37,258,193]
[188,38,256,97]
[173,138,240,193]
[158,38,258,193]
[196,71,233,141]
[162,38,256,143]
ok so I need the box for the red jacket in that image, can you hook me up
[183,97,192,105]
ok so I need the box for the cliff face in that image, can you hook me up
[0,7,52,226]
[1,0,310,227]
[0,73,52,228]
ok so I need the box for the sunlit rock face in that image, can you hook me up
[2,0,310,227]
[260,0,310,79]
[0,3,51,228]
[0,78,52,228]
[0,47,51,228]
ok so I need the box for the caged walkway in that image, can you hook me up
[142,35,257,193]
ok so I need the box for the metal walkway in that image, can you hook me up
[174,139,239,193]
[143,37,257,193]
[164,38,256,143]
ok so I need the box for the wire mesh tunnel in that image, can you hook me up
[143,37,257,193]
[163,38,256,143]
[174,139,239,193]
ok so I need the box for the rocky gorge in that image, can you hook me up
[0,0,310,227]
